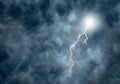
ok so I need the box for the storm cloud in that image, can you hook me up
[0,0,120,84]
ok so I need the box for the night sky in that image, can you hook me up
[0,0,120,84]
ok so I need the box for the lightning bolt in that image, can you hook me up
[68,26,88,73]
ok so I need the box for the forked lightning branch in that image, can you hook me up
[68,13,101,73]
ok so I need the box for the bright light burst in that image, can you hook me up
[82,13,101,32]
[68,12,101,73]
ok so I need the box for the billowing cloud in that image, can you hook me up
[0,0,120,84]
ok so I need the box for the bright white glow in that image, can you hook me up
[82,13,101,32]
[84,16,96,28]
[68,12,101,73]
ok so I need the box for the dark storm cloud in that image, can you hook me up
[0,1,5,16]
[98,0,120,27]
[0,0,120,84]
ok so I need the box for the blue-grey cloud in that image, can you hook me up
[0,0,120,84]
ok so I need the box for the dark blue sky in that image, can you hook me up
[0,0,120,84]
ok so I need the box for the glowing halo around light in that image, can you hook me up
[81,13,101,32]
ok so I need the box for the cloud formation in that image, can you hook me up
[0,0,120,84]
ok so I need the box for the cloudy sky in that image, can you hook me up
[0,0,120,84]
